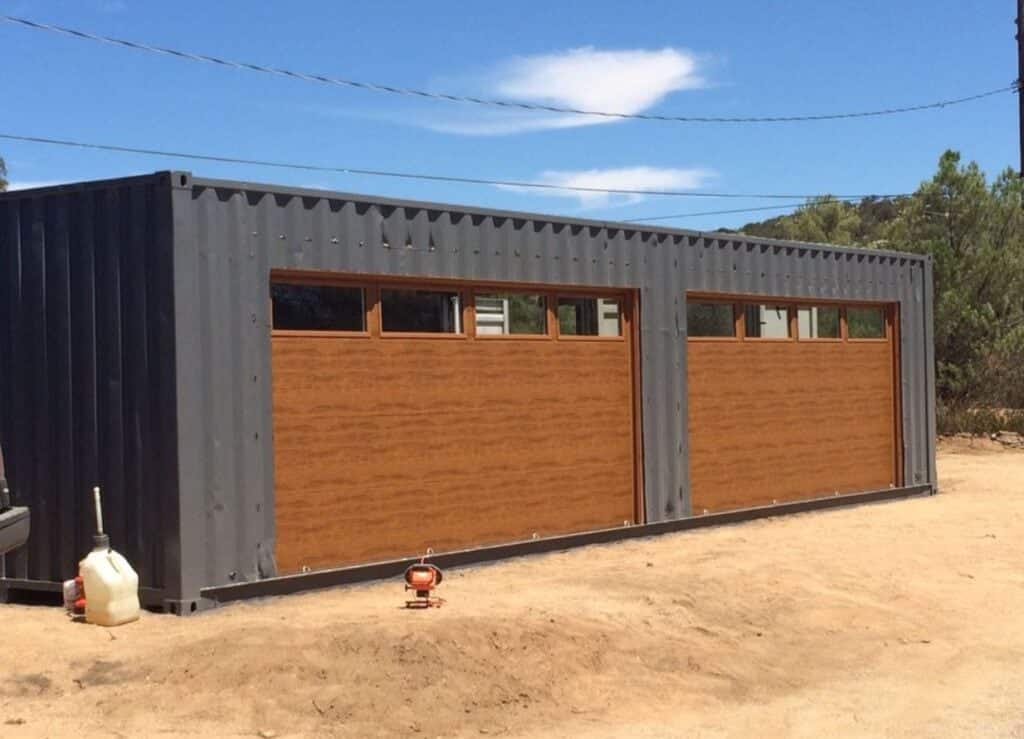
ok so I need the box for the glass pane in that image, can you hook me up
[797,306,840,339]
[474,293,546,335]
[744,304,791,338]
[687,303,734,337]
[381,289,461,333]
[558,296,621,336]
[271,283,365,331]
[848,306,886,338]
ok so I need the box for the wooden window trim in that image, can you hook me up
[378,283,467,337]
[685,293,897,345]
[473,334,552,342]
[557,335,626,343]
[890,304,904,485]
[687,290,895,308]
[367,284,381,339]
[686,299,740,342]
[272,330,372,340]
[269,279,370,338]
[624,292,645,525]
[555,293,626,341]
[740,302,796,342]
[270,270,634,341]
[471,289,551,340]
[687,336,741,343]
[795,305,843,343]
[270,271,369,289]
[377,332,470,341]
[846,305,890,342]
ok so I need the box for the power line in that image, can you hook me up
[2,13,1016,125]
[0,132,911,201]
[624,197,880,222]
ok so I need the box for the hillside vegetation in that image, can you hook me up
[726,151,1024,433]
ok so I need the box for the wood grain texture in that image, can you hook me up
[273,336,636,573]
[687,339,896,513]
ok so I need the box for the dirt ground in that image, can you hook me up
[2,439,1023,738]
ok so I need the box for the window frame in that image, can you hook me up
[471,289,550,341]
[554,292,627,341]
[269,274,371,339]
[685,292,894,345]
[270,271,631,343]
[377,284,469,339]
[740,302,796,342]
[685,300,739,341]
[795,304,843,343]
[845,305,890,342]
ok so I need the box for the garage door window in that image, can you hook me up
[797,306,840,339]
[743,303,791,339]
[382,289,462,333]
[272,283,366,332]
[687,303,735,337]
[558,296,621,337]
[848,306,886,339]
[475,293,547,335]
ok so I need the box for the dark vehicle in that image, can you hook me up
[0,444,29,556]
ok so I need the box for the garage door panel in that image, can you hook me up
[272,441,635,498]
[687,312,897,514]
[272,405,632,486]
[275,460,635,571]
[272,291,637,574]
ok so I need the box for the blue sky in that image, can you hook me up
[0,1,1016,229]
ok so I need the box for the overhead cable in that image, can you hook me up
[0,132,911,200]
[624,198,873,222]
[1,14,1015,125]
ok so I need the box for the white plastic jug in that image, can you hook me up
[80,547,140,626]
[79,486,140,627]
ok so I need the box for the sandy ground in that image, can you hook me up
[2,438,1023,738]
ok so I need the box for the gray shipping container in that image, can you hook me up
[0,172,936,613]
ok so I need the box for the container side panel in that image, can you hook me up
[0,177,178,593]
[172,183,276,602]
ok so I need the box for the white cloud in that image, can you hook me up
[499,166,715,208]
[426,46,707,135]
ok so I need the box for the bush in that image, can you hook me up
[937,403,1024,435]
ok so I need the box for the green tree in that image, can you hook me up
[885,152,1024,406]
[782,196,862,245]
[0,156,7,191]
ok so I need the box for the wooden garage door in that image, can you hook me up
[686,298,900,513]
[271,275,640,574]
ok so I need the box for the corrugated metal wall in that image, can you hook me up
[0,175,180,601]
[175,173,934,601]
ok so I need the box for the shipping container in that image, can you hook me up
[0,172,936,613]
